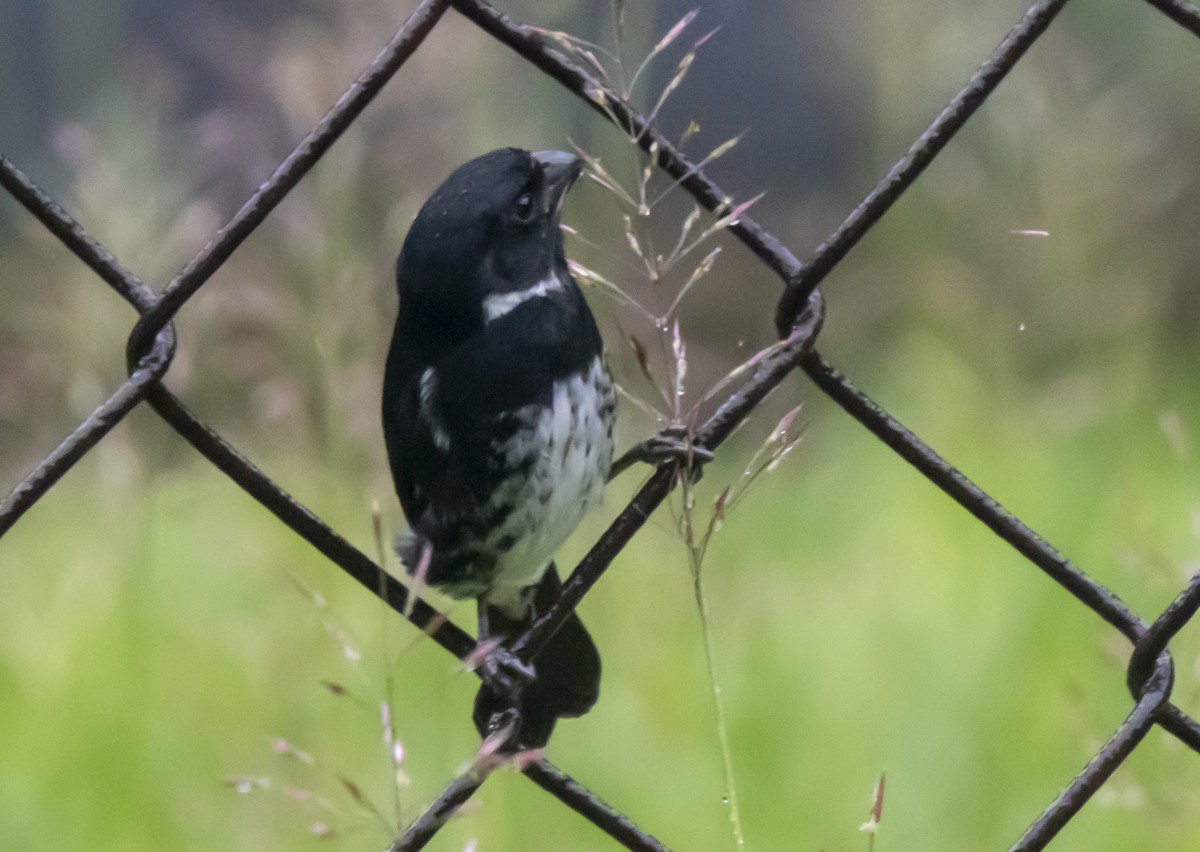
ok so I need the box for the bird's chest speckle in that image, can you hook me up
[483,356,615,610]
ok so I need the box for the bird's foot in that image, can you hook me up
[475,644,536,706]
[610,424,714,483]
[477,706,523,756]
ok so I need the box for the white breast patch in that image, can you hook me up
[484,355,615,614]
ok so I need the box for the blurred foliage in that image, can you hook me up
[3,0,1200,850]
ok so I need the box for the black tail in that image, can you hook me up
[473,565,601,747]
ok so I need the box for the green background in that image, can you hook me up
[3,0,1200,849]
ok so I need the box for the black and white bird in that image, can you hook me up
[382,148,615,747]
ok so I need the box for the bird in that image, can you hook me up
[382,147,615,747]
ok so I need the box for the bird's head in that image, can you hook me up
[395,147,582,331]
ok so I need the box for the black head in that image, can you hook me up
[395,148,582,334]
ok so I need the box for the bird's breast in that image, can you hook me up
[482,355,615,613]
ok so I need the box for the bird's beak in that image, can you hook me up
[532,150,583,216]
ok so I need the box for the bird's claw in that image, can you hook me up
[478,645,536,705]
[610,425,713,483]
[643,426,716,467]
[481,706,523,750]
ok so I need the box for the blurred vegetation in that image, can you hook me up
[3,0,1200,849]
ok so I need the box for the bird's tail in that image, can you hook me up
[473,565,601,748]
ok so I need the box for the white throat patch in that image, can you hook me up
[482,275,564,322]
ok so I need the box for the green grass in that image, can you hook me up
[4,354,1199,850]
[4,1,1200,847]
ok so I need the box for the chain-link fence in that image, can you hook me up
[3,0,1200,849]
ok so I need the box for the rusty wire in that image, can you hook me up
[3,0,1200,848]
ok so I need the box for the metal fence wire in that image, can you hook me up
[3,0,1200,849]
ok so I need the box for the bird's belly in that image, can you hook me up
[483,358,614,614]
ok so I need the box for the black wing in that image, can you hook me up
[382,285,601,530]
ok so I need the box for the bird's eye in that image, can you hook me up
[513,193,536,223]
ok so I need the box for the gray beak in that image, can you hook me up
[532,150,583,215]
